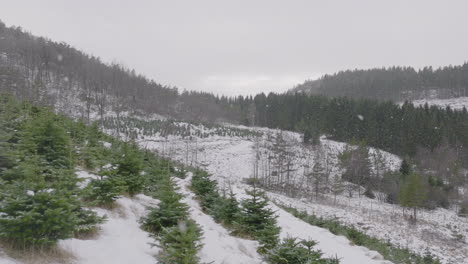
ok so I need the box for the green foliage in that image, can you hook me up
[115,143,146,196]
[266,237,339,264]
[73,206,106,235]
[0,185,78,248]
[83,177,125,206]
[0,97,105,248]
[142,180,189,233]
[239,186,280,253]
[157,220,202,264]
[211,191,241,226]
[190,170,242,226]
[399,159,411,176]
[138,157,202,263]
[399,173,428,219]
[191,170,220,211]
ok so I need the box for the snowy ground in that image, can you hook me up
[140,125,467,264]
[175,175,264,264]
[59,195,159,264]
[143,136,394,264]
[2,118,465,264]
[408,97,468,111]
[0,193,159,264]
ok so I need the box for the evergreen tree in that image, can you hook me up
[399,159,411,177]
[266,238,339,264]
[115,143,145,195]
[0,185,79,248]
[142,179,189,233]
[190,169,220,211]
[399,172,427,220]
[34,117,73,169]
[157,220,202,264]
[212,190,241,225]
[83,177,125,206]
[239,185,280,253]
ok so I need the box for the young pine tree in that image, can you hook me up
[212,190,241,226]
[157,220,202,264]
[115,143,145,196]
[0,184,78,248]
[142,179,189,233]
[399,172,427,221]
[239,185,280,253]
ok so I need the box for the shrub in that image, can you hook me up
[0,186,78,248]
[266,237,339,264]
[142,180,188,233]
[239,186,280,253]
[83,177,125,206]
[157,220,202,264]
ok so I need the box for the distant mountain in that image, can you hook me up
[290,64,468,101]
[0,20,238,123]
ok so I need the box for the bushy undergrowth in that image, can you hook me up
[266,238,339,264]
[276,202,441,264]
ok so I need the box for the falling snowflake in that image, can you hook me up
[357,115,364,121]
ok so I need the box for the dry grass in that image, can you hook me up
[0,242,76,264]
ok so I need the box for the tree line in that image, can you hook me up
[292,64,468,101]
[234,93,468,166]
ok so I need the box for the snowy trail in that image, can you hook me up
[59,195,159,264]
[272,202,390,263]
[174,176,264,264]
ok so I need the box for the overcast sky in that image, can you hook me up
[1,0,468,96]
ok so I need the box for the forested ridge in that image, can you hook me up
[291,64,468,101]
[0,20,238,122]
[2,20,468,166]
[237,93,468,162]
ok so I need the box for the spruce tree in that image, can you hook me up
[0,184,79,248]
[399,159,411,177]
[142,179,189,233]
[266,238,338,264]
[399,172,427,221]
[212,190,241,225]
[115,143,145,196]
[157,220,202,264]
[239,185,280,253]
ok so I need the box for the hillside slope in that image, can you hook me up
[291,65,468,101]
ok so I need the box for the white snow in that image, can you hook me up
[175,175,263,264]
[75,170,101,189]
[59,194,159,264]
[142,135,394,264]
[408,97,468,111]
[0,252,17,264]
[136,123,466,264]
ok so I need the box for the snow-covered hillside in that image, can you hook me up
[2,116,465,264]
[143,138,391,264]
[138,124,467,264]
[409,97,468,111]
